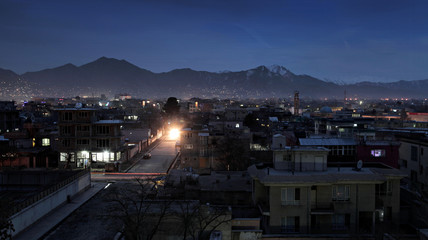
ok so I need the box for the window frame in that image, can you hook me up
[281,187,300,206]
[332,185,350,201]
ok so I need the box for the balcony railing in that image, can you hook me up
[281,200,300,206]
[311,202,334,213]
[281,226,298,233]
[331,224,349,230]
[332,197,350,202]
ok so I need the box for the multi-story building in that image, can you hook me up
[0,101,20,134]
[398,135,428,190]
[248,145,404,237]
[357,140,400,169]
[179,127,211,169]
[57,107,124,168]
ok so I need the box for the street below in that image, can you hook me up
[91,135,179,181]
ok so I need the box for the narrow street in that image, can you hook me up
[126,138,178,173]
[91,135,179,181]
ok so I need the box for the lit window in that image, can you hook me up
[235,123,240,128]
[42,138,50,146]
[371,149,385,157]
[184,144,193,149]
[77,151,89,158]
[60,152,75,162]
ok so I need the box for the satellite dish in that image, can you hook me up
[357,160,363,170]
[75,103,82,109]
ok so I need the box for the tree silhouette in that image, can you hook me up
[163,97,180,117]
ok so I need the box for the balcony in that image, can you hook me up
[281,200,300,206]
[311,202,334,214]
[332,197,350,202]
[331,224,349,231]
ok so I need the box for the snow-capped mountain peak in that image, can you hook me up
[267,65,289,76]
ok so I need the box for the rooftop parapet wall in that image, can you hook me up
[10,169,91,237]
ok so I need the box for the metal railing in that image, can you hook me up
[281,200,300,206]
[11,169,90,216]
[311,202,334,211]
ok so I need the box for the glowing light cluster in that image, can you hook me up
[169,128,180,140]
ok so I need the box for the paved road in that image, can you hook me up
[127,139,178,173]
[91,137,178,181]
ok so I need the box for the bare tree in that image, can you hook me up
[108,178,172,240]
[215,135,251,171]
[108,175,232,240]
[174,200,231,240]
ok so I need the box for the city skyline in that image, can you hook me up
[1,0,428,83]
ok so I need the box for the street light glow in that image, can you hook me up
[169,128,180,140]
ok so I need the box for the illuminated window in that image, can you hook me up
[91,152,115,162]
[371,149,385,157]
[42,138,50,146]
[60,152,75,162]
[184,144,193,149]
[77,151,89,159]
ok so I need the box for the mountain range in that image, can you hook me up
[1,57,427,100]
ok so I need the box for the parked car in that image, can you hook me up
[143,153,151,159]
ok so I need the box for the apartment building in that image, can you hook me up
[0,101,20,134]
[248,146,404,237]
[57,107,124,168]
[179,127,211,169]
[398,135,428,190]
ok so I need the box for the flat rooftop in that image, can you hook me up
[94,120,122,124]
[248,165,405,185]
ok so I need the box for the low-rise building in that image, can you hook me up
[248,146,404,237]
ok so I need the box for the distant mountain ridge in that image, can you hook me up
[0,57,427,100]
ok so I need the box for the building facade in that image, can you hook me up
[398,136,428,191]
[248,147,404,237]
[57,108,124,168]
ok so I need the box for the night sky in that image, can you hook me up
[1,0,428,83]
